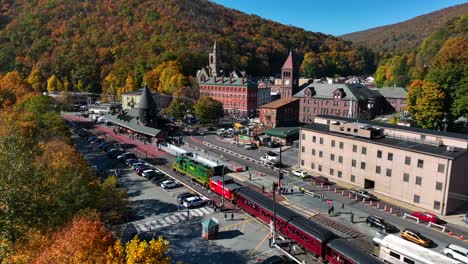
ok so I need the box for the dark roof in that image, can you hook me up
[260,97,299,109]
[236,187,337,242]
[104,108,161,137]
[302,122,466,159]
[327,239,384,264]
[316,115,468,141]
[294,83,376,101]
[372,87,407,99]
[139,85,156,110]
[199,76,257,86]
[264,127,300,138]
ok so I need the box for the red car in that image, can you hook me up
[411,211,441,224]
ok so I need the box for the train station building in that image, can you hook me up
[298,115,468,215]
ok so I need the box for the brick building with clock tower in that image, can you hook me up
[280,49,299,98]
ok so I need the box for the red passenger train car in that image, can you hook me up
[209,176,242,201]
[235,187,337,257]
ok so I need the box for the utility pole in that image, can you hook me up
[272,144,283,246]
[220,165,225,209]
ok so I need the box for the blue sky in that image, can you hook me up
[211,0,466,36]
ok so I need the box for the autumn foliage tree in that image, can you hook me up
[194,96,224,124]
[106,236,171,264]
[144,60,187,95]
[407,80,446,129]
[34,213,115,264]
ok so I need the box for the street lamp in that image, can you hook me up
[442,113,448,132]
[367,98,375,121]
[220,165,225,209]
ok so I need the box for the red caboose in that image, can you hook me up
[209,176,242,200]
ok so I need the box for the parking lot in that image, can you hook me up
[67,118,286,263]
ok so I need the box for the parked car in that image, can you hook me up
[152,176,169,185]
[365,215,398,233]
[142,169,162,179]
[160,180,178,189]
[136,166,152,175]
[464,214,468,224]
[260,155,277,163]
[266,141,280,148]
[92,138,105,146]
[177,192,196,204]
[125,158,139,167]
[292,170,309,179]
[244,143,258,150]
[400,229,432,247]
[107,148,124,158]
[311,176,330,185]
[350,189,377,200]
[410,211,441,224]
[266,151,278,157]
[117,152,136,161]
[443,244,468,263]
[132,162,146,170]
[182,196,205,208]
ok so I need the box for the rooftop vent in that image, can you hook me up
[446,146,455,152]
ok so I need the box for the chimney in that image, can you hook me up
[241,77,245,84]
[229,75,232,83]
[222,76,224,83]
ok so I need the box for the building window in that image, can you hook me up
[376,166,381,174]
[330,169,334,176]
[377,150,382,158]
[351,175,355,182]
[312,136,316,143]
[352,159,356,167]
[414,195,420,204]
[386,169,392,177]
[362,147,367,155]
[403,173,409,182]
[352,145,357,152]
[319,138,324,144]
[438,164,445,173]
[435,182,443,191]
[434,201,441,210]
[301,160,304,166]
[302,134,305,140]
[415,176,422,185]
[318,165,322,172]
[301,146,305,153]
[319,151,323,158]
[339,142,343,149]
[405,156,411,165]
[312,149,316,156]
[361,162,366,170]
[338,156,343,163]
[388,153,393,161]
[331,140,335,147]
[337,171,342,178]
[311,163,315,169]
[417,159,424,168]
[330,154,335,161]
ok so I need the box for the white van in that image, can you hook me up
[183,196,204,208]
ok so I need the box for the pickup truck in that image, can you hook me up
[350,189,377,200]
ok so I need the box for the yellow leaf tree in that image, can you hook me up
[27,67,45,93]
[47,75,63,92]
[407,80,446,129]
[144,61,187,94]
[106,236,171,264]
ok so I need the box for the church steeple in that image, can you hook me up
[209,41,219,77]
[280,49,297,98]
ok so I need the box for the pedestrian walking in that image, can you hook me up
[224,212,227,221]
[290,188,293,194]
[231,213,234,221]
[187,209,190,219]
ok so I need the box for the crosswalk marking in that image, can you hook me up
[134,207,214,233]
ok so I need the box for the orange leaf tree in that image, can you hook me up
[106,236,171,264]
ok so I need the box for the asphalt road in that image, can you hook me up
[185,133,468,255]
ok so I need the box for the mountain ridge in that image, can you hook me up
[340,3,468,53]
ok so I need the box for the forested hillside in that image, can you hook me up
[374,16,467,129]
[341,3,468,53]
[0,0,375,96]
